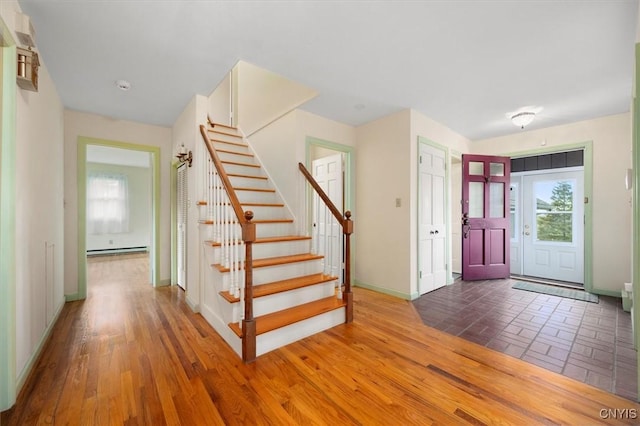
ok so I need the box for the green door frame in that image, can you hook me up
[0,17,17,411]
[75,137,161,300]
[305,136,355,285]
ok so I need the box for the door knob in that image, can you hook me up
[524,231,530,236]
[434,230,439,234]
[430,230,435,235]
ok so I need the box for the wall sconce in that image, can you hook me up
[176,144,193,167]
[16,47,39,92]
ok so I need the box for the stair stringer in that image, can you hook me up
[199,231,242,357]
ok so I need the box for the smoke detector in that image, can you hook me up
[115,80,132,91]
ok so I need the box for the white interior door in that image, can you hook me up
[312,153,344,281]
[522,169,584,283]
[419,143,447,294]
[177,164,187,289]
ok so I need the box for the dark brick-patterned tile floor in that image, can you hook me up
[413,279,637,400]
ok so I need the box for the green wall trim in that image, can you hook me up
[633,43,640,397]
[502,141,594,293]
[0,22,17,411]
[304,136,356,286]
[64,293,82,302]
[589,288,622,298]
[417,136,452,288]
[77,137,161,300]
[354,280,414,301]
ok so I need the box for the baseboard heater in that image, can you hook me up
[87,246,149,256]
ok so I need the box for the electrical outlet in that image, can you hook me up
[396,198,401,207]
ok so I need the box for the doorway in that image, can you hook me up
[511,168,585,285]
[305,136,355,285]
[418,140,448,294]
[176,163,187,289]
[77,138,160,300]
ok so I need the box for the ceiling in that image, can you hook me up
[18,0,639,141]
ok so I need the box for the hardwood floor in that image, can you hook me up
[3,254,640,425]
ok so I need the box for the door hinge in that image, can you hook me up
[419,270,422,279]
[419,155,422,164]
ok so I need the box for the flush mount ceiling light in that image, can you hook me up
[115,79,131,91]
[511,111,536,129]
[507,106,543,129]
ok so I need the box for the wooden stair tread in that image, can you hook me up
[208,128,243,138]
[197,201,284,207]
[217,149,253,157]
[209,122,237,131]
[219,273,337,303]
[234,187,275,193]
[214,253,322,273]
[200,218,293,225]
[228,296,346,337]
[206,235,311,247]
[209,138,247,148]
[227,173,268,180]
[221,160,260,168]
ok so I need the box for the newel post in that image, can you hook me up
[242,211,256,362]
[343,211,354,323]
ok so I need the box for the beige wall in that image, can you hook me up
[236,61,317,136]
[64,110,173,294]
[1,0,66,395]
[247,109,356,233]
[208,72,232,126]
[473,113,632,294]
[355,110,412,297]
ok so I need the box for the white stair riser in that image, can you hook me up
[242,205,287,221]
[236,190,279,204]
[228,176,271,189]
[218,151,258,164]
[216,258,323,286]
[222,163,263,177]
[253,281,337,317]
[211,239,310,261]
[255,222,296,238]
[252,259,323,285]
[209,130,243,142]
[211,141,250,154]
[256,308,345,357]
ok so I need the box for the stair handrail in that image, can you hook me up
[298,162,354,323]
[200,124,256,361]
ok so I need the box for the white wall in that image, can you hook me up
[172,94,208,310]
[64,110,173,294]
[85,162,151,252]
[1,0,66,398]
[472,113,632,294]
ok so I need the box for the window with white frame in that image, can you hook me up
[87,173,130,234]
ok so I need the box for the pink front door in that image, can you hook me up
[462,154,511,280]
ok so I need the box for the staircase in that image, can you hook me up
[198,120,352,362]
